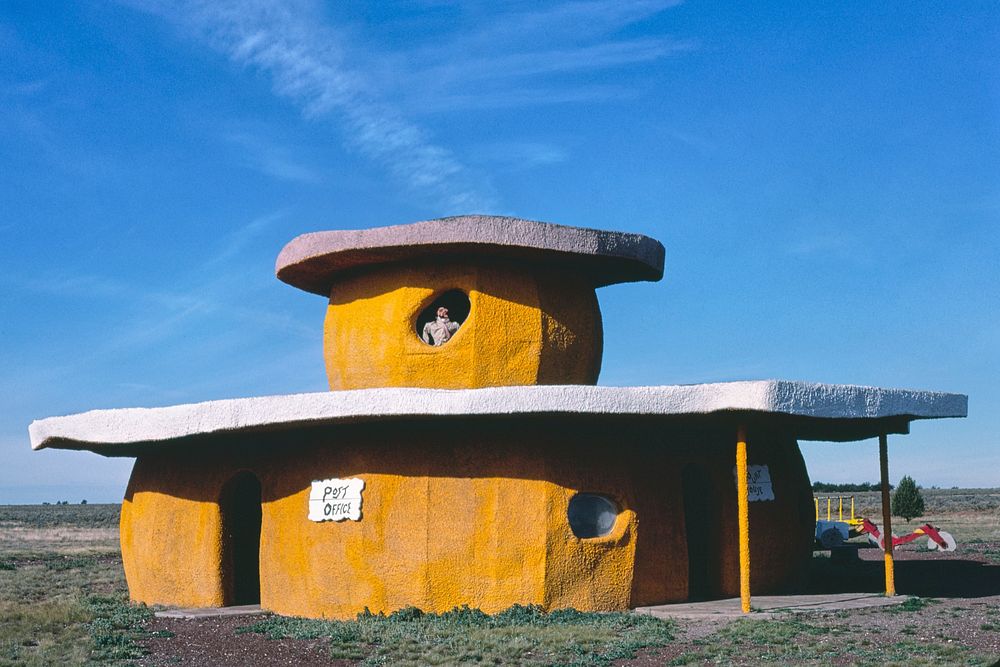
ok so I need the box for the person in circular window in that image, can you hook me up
[421,306,460,346]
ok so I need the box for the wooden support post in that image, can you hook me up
[736,424,751,613]
[879,433,896,596]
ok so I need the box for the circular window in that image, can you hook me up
[415,289,470,346]
[567,493,619,539]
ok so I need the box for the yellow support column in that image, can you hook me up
[736,424,751,613]
[879,434,896,596]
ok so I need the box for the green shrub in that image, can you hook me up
[891,476,926,523]
[239,604,674,666]
[85,595,154,661]
[891,596,932,612]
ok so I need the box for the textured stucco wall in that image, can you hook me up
[322,259,603,390]
[119,419,813,618]
[121,453,231,608]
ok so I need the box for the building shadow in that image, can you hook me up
[806,550,1000,598]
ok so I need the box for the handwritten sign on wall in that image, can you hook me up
[732,465,775,502]
[308,478,365,522]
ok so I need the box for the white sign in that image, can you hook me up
[732,465,775,502]
[309,478,365,522]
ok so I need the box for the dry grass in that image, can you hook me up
[2,493,999,665]
[0,504,150,666]
[0,504,120,555]
[0,554,133,665]
[0,526,119,555]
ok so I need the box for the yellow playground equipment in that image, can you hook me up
[814,495,956,551]
[815,496,865,531]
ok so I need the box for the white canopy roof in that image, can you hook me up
[29,381,967,456]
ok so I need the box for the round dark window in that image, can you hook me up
[415,289,470,346]
[567,493,619,539]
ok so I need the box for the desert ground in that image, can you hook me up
[1,488,998,666]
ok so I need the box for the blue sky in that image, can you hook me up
[1,1,997,503]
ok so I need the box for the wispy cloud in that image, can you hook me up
[784,218,869,263]
[1,209,314,381]
[204,209,289,268]
[412,83,640,114]
[786,233,851,257]
[3,79,50,98]
[224,132,322,184]
[124,0,690,209]
[1,272,131,300]
[472,141,570,171]
[416,37,693,86]
[99,211,315,353]
[371,0,694,112]
[127,0,496,211]
[1,107,120,180]
[418,0,685,46]
[2,211,287,311]
[663,129,715,156]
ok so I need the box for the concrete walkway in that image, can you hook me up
[154,604,265,619]
[635,593,905,620]
[153,593,904,621]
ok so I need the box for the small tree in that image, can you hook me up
[891,475,925,523]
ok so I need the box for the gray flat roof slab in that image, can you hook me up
[275,215,665,295]
[29,381,966,456]
[634,593,905,619]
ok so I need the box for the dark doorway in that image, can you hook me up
[682,464,714,601]
[220,471,262,606]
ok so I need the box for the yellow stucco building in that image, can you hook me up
[30,215,966,618]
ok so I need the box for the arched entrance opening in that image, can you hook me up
[682,464,715,601]
[220,471,262,606]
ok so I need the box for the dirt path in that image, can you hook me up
[138,615,350,667]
